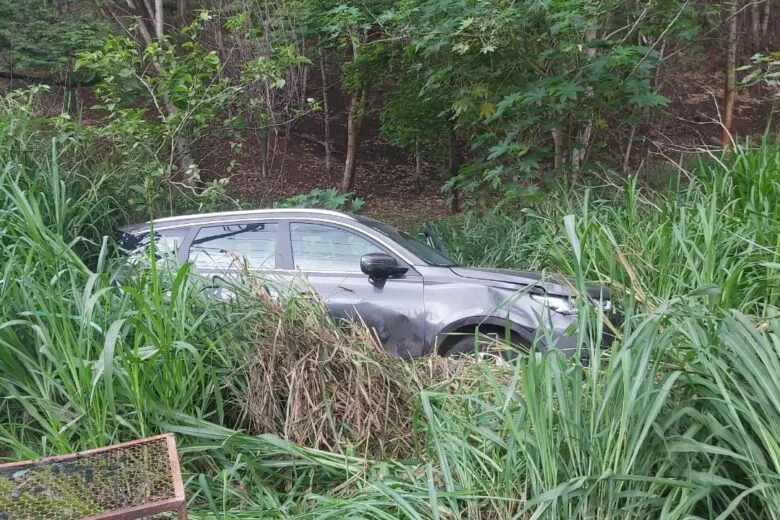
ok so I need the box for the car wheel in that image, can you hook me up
[441,332,527,359]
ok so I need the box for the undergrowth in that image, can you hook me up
[2,92,780,518]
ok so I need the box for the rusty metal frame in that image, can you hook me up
[0,433,187,520]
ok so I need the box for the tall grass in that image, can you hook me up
[2,89,780,518]
[0,94,432,517]
[433,140,780,317]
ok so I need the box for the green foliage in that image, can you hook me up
[374,0,695,201]
[71,16,236,208]
[75,14,235,140]
[0,0,107,73]
[380,69,452,168]
[304,0,394,120]
[740,50,780,97]
[275,187,365,212]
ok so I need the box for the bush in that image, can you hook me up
[275,187,365,213]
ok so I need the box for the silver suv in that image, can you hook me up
[118,209,613,357]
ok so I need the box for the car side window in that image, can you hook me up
[118,228,186,260]
[290,223,383,272]
[189,222,277,269]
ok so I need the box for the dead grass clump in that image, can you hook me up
[239,278,416,457]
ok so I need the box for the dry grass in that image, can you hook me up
[238,277,418,457]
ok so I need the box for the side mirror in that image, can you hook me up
[360,252,407,281]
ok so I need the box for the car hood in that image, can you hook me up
[449,267,610,299]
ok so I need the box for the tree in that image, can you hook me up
[218,2,313,178]
[342,35,366,193]
[97,0,201,184]
[303,1,392,193]
[380,69,452,193]
[0,0,107,100]
[722,0,738,146]
[376,0,688,204]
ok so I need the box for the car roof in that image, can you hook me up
[119,208,359,233]
[117,208,432,265]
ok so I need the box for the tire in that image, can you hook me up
[441,332,527,359]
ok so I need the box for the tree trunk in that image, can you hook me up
[64,52,78,116]
[571,26,598,170]
[340,39,364,193]
[214,10,225,64]
[761,0,771,38]
[551,127,564,170]
[259,131,270,177]
[155,0,198,187]
[414,141,423,194]
[154,0,164,42]
[120,0,154,46]
[318,49,333,176]
[447,133,461,213]
[341,90,362,192]
[622,125,636,173]
[722,0,738,146]
[751,0,761,49]
[177,0,189,26]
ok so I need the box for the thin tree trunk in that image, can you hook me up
[65,51,78,116]
[622,125,636,173]
[214,10,225,63]
[177,0,189,26]
[155,0,198,186]
[142,0,157,35]
[722,0,738,146]
[154,0,164,42]
[259,131,270,177]
[761,0,771,37]
[752,0,761,49]
[571,26,598,170]
[624,43,662,173]
[318,48,333,176]
[121,0,154,46]
[340,39,364,193]
[447,132,460,213]
[551,127,564,170]
[341,90,362,192]
[415,141,423,194]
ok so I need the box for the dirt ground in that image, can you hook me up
[194,93,453,228]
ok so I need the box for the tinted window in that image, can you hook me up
[117,228,186,258]
[290,223,382,272]
[189,223,277,269]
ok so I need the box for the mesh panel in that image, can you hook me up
[0,434,185,520]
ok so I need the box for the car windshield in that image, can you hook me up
[358,217,458,267]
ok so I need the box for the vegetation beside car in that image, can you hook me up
[2,94,780,518]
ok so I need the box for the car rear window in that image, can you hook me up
[117,228,187,257]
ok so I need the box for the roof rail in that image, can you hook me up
[149,208,356,224]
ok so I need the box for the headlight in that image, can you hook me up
[531,293,613,315]
[531,294,576,315]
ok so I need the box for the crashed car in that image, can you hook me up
[118,209,614,357]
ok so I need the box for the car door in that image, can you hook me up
[284,221,426,358]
